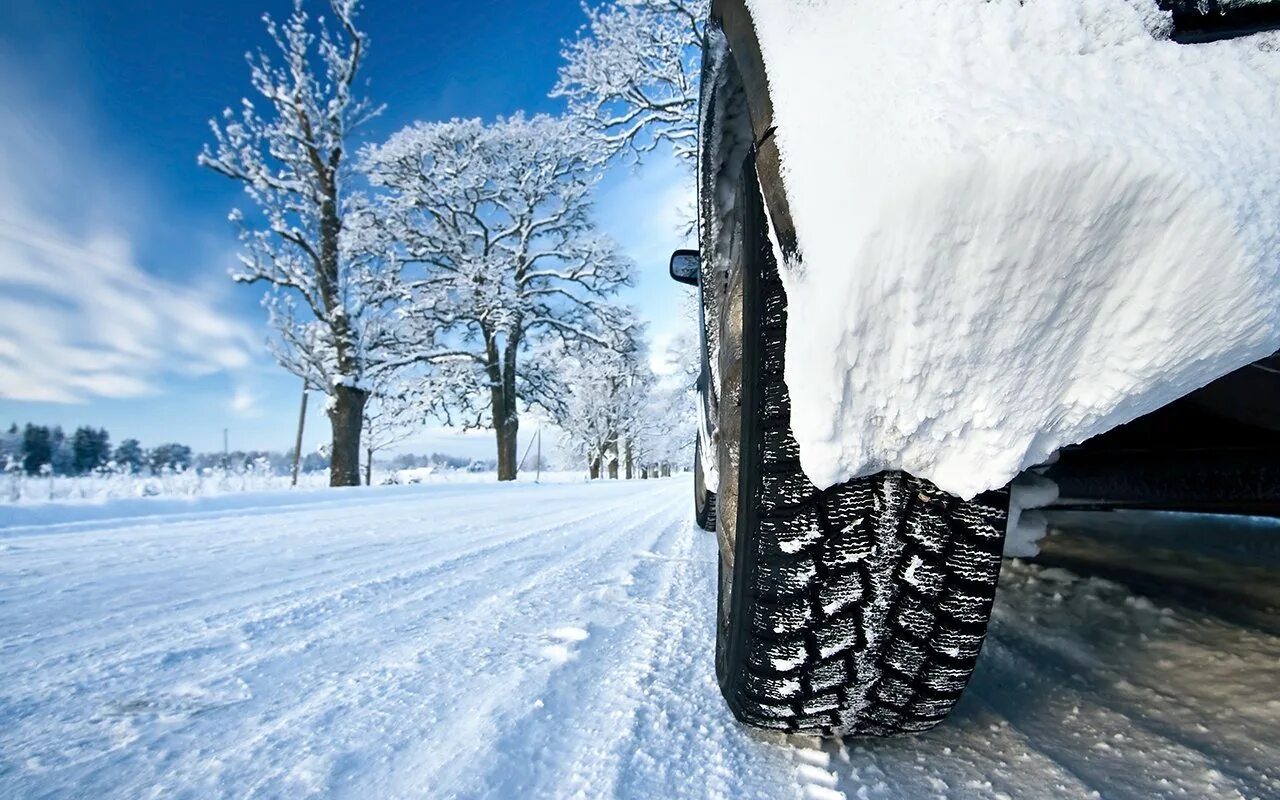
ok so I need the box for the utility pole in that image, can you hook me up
[291,380,309,487]
[535,428,541,484]
[517,426,543,481]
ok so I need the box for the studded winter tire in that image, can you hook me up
[712,154,1010,737]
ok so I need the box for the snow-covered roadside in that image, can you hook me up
[0,472,585,533]
[2,479,1278,798]
[0,469,585,510]
[744,0,1280,499]
[1,470,336,506]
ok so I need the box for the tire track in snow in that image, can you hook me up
[365,491,692,799]
[3,485,623,629]
[451,506,814,800]
[983,623,1279,796]
[1,483,682,788]
[200,487,690,798]
[3,484,650,673]
[456,516,707,798]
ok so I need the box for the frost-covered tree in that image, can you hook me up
[113,439,145,474]
[633,376,696,473]
[553,0,709,164]
[199,0,387,486]
[21,424,51,476]
[149,444,193,474]
[554,332,697,480]
[360,382,418,486]
[71,427,111,476]
[625,330,699,476]
[553,339,652,479]
[0,424,19,468]
[362,114,634,480]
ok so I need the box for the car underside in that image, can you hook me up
[1049,353,1280,516]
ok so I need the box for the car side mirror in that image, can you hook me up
[669,249,699,286]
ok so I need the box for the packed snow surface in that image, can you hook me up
[3,479,1280,798]
[744,0,1280,498]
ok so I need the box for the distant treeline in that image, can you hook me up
[384,452,490,471]
[0,423,330,478]
[1,423,490,478]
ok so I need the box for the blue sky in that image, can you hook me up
[0,0,694,458]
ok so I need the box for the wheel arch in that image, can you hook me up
[707,0,799,262]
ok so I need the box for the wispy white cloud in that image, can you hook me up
[229,385,260,417]
[0,214,256,404]
[0,65,255,404]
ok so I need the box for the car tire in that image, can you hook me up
[713,152,1010,737]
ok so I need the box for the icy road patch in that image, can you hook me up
[744,0,1280,498]
[2,480,1278,798]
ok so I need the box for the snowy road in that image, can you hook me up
[2,479,1278,799]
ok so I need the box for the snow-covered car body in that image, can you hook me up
[676,0,1280,737]
[695,0,1280,511]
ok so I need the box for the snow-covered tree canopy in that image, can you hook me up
[199,0,388,393]
[553,0,709,164]
[552,330,698,479]
[199,0,388,487]
[553,339,653,476]
[632,374,696,469]
[361,379,417,455]
[361,113,636,479]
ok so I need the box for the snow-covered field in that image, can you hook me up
[2,479,1277,798]
[1,470,336,506]
[0,468,579,507]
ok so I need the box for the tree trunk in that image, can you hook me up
[494,419,518,481]
[316,162,369,489]
[489,363,518,482]
[589,454,601,480]
[365,446,373,487]
[328,384,367,487]
[606,430,619,479]
[486,329,521,482]
[624,438,633,480]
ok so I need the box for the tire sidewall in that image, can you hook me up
[714,154,766,695]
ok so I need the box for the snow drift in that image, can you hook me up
[743,0,1280,499]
